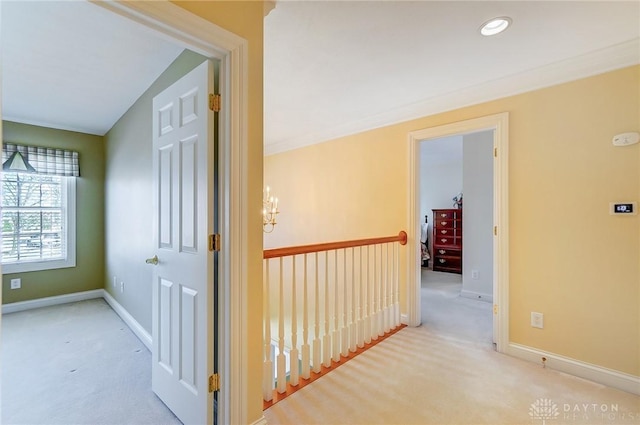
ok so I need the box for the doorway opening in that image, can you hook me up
[92,3,249,424]
[419,131,494,347]
[406,112,509,353]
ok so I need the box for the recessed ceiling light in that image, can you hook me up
[479,17,512,36]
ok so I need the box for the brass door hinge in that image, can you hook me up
[209,234,221,252]
[494,147,497,157]
[209,373,220,393]
[493,304,498,315]
[494,226,497,236]
[209,94,221,112]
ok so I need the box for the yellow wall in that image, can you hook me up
[172,1,265,422]
[265,66,640,377]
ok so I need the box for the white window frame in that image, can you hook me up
[1,176,76,274]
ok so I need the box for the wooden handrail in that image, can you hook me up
[263,231,407,259]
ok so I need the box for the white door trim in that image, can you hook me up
[91,2,249,424]
[407,112,509,353]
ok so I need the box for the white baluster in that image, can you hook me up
[313,252,322,373]
[372,245,377,337]
[349,247,357,352]
[372,245,379,340]
[263,259,273,402]
[341,248,349,357]
[384,243,391,334]
[290,256,299,387]
[381,243,388,334]
[301,254,311,379]
[364,245,372,344]
[378,244,385,337]
[277,257,286,393]
[393,242,400,327]
[357,246,365,348]
[332,250,341,361]
[323,251,331,367]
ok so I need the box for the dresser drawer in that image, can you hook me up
[434,248,461,258]
[435,228,456,236]
[433,256,461,270]
[434,218,462,229]
[435,219,454,229]
[434,236,461,247]
[434,210,458,220]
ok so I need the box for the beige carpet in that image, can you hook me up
[263,271,640,425]
[420,270,492,347]
[1,299,181,425]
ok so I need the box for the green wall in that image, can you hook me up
[2,121,105,303]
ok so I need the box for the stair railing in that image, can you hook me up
[262,231,407,402]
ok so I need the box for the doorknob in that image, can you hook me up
[145,255,159,265]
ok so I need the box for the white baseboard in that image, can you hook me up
[102,290,152,351]
[250,416,268,425]
[507,342,640,396]
[460,289,493,303]
[2,289,103,314]
[8,291,637,398]
[2,289,152,352]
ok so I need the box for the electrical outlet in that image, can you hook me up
[471,269,479,279]
[120,281,124,293]
[531,312,544,329]
[10,278,21,289]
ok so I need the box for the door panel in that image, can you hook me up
[151,60,214,425]
[180,285,198,392]
[159,278,174,372]
[180,136,198,252]
[159,146,173,248]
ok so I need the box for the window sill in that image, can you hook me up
[1,257,76,274]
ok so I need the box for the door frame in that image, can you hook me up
[406,112,509,353]
[94,2,249,424]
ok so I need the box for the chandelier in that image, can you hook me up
[263,186,279,233]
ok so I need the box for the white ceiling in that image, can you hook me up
[1,1,639,155]
[265,1,640,154]
[1,1,184,136]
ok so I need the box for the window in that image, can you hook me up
[1,144,78,273]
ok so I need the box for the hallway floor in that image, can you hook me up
[421,269,493,346]
[263,271,639,425]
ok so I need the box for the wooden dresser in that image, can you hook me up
[432,208,462,274]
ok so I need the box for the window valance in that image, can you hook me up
[2,143,80,177]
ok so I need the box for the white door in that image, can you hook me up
[150,60,215,425]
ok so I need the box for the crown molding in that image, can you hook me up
[2,116,105,136]
[265,38,639,156]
